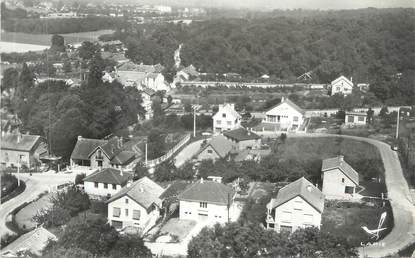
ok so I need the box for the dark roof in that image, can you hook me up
[1,134,42,152]
[142,87,156,96]
[322,156,359,185]
[178,179,235,205]
[83,168,133,185]
[70,137,107,160]
[268,177,325,213]
[107,176,164,209]
[266,98,305,115]
[159,180,192,199]
[199,135,233,158]
[223,128,260,142]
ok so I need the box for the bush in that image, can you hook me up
[74,173,86,185]
[90,200,107,216]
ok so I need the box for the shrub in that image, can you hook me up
[74,173,86,185]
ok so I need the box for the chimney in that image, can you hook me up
[78,135,82,140]
[126,180,132,187]
[350,77,353,83]
[200,178,204,184]
[17,133,22,143]
[247,128,251,136]
[140,187,144,193]
[306,185,313,192]
[281,96,285,103]
[120,168,123,176]
[339,155,344,162]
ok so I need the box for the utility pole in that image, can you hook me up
[145,142,148,165]
[17,156,21,187]
[396,108,401,139]
[193,105,196,137]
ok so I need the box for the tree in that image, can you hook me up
[75,173,86,185]
[184,103,192,113]
[167,95,173,105]
[1,68,19,92]
[154,160,176,182]
[51,185,90,216]
[147,129,166,159]
[133,162,149,180]
[79,41,98,60]
[33,206,71,227]
[63,60,72,73]
[51,34,65,52]
[109,234,152,257]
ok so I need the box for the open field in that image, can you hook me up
[14,193,53,230]
[321,200,393,247]
[1,30,114,47]
[0,41,48,53]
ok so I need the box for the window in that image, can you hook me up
[341,178,345,183]
[347,116,354,123]
[111,220,122,229]
[104,183,108,189]
[227,121,232,126]
[125,209,129,217]
[112,184,117,190]
[293,116,299,122]
[113,207,121,217]
[358,116,365,122]
[267,115,276,123]
[345,186,354,194]
[336,86,340,91]
[222,113,226,118]
[216,120,221,125]
[294,200,302,211]
[200,202,207,208]
[97,160,103,167]
[207,149,213,154]
[125,198,129,204]
[94,182,99,188]
[97,150,103,159]
[133,210,141,220]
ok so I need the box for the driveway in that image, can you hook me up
[291,133,415,257]
[0,172,75,238]
[174,139,205,167]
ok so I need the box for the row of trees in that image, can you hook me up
[188,223,357,258]
[2,53,145,161]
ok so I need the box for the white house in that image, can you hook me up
[263,97,305,131]
[141,87,156,120]
[107,176,164,235]
[212,103,241,134]
[331,76,353,96]
[266,177,325,233]
[345,112,367,126]
[321,156,359,199]
[178,179,235,224]
[83,168,133,199]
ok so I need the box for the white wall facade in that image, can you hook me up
[212,105,241,134]
[108,195,160,233]
[267,196,322,233]
[322,168,357,198]
[264,102,304,130]
[84,181,123,199]
[345,114,367,126]
[179,200,232,224]
[331,78,353,96]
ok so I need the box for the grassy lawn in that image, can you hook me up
[158,218,196,241]
[15,193,53,231]
[321,200,393,247]
[1,30,114,45]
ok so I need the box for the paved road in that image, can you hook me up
[174,139,205,167]
[292,133,415,257]
[0,172,75,238]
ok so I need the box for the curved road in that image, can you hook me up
[0,172,75,238]
[292,133,415,257]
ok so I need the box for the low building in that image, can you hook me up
[83,168,133,199]
[212,103,241,134]
[321,156,359,199]
[0,133,47,169]
[107,176,164,234]
[331,75,353,96]
[178,178,235,224]
[345,112,367,126]
[70,136,143,172]
[223,128,261,150]
[141,87,156,120]
[196,135,234,161]
[1,227,57,257]
[266,177,325,233]
[263,97,305,131]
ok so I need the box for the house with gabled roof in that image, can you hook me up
[70,136,144,172]
[83,168,133,199]
[212,103,241,134]
[266,177,325,233]
[321,155,359,198]
[331,75,353,96]
[106,176,164,234]
[263,97,305,131]
[196,135,234,161]
[0,133,47,169]
[223,127,261,150]
[178,179,235,224]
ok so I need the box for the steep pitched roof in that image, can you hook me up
[159,180,192,199]
[2,227,57,256]
[199,135,233,158]
[268,177,325,213]
[178,179,235,205]
[213,103,241,120]
[223,128,260,142]
[331,75,353,87]
[266,98,305,115]
[1,134,42,152]
[83,168,133,185]
[71,137,107,160]
[107,176,164,209]
[322,156,359,185]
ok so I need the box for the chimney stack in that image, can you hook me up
[17,133,22,143]
[200,178,204,184]
[78,135,82,140]
[339,155,344,161]
[350,77,353,83]
[281,96,285,103]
